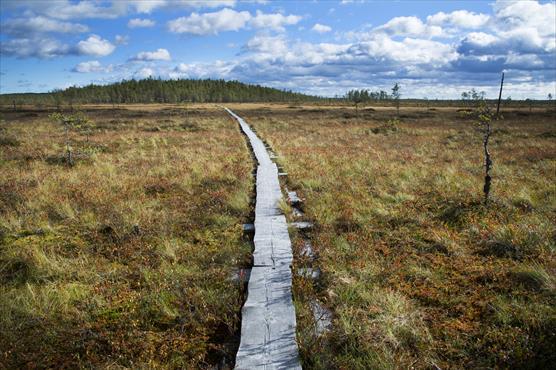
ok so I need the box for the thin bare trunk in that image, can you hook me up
[483,120,492,204]
[65,124,73,166]
[484,72,504,204]
[496,72,504,118]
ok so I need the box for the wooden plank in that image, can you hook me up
[225,108,301,370]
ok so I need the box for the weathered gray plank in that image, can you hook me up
[225,108,301,370]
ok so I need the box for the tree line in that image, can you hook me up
[346,83,401,114]
[0,78,321,106]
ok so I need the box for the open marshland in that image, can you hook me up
[1,103,555,369]
[0,105,253,368]
[233,104,556,369]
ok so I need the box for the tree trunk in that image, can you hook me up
[65,124,73,167]
[484,72,504,204]
[483,121,492,204]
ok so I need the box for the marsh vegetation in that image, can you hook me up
[0,105,253,368]
[234,104,556,369]
[1,102,554,369]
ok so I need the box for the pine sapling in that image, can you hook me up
[49,112,89,166]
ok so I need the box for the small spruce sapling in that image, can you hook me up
[49,112,89,166]
[347,90,363,117]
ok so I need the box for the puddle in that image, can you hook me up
[287,190,302,205]
[311,301,332,335]
[297,267,321,279]
[300,240,314,259]
[229,268,251,284]
[292,207,304,218]
[291,221,313,230]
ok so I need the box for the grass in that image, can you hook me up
[2,103,554,368]
[0,105,253,368]
[233,103,556,369]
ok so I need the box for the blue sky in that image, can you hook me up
[1,0,555,98]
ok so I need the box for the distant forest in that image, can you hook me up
[0,78,320,106]
[1,78,553,108]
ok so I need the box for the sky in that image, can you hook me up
[0,0,555,99]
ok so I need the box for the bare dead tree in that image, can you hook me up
[496,72,504,118]
[480,105,493,205]
[480,72,504,205]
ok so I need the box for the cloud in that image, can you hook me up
[124,0,239,14]
[136,67,154,78]
[312,23,332,33]
[1,34,116,59]
[115,35,129,45]
[427,10,490,29]
[244,34,288,55]
[457,32,499,54]
[173,0,236,8]
[76,35,116,57]
[1,34,115,59]
[127,0,168,13]
[130,48,171,61]
[346,34,457,65]
[72,60,113,73]
[1,0,237,20]
[172,31,457,87]
[167,8,301,35]
[2,16,89,36]
[493,0,555,36]
[168,8,250,35]
[13,0,127,20]
[374,16,442,38]
[128,18,156,28]
[249,10,301,31]
[0,37,70,58]
[172,60,233,79]
[2,0,554,98]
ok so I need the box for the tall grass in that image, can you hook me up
[0,106,253,367]
[237,104,556,369]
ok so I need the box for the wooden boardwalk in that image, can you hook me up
[225,108,301,370]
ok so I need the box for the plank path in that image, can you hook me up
[225,108,301,370]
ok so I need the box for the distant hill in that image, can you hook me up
[0,78,320,106]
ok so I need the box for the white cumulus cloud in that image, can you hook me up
[245,34,288,55]
[72,60,113,73]
[130,48,171,61]
[2,16,89,36]
[76,35,116,57]
[249,10,301,31]
[427,10,490,29]
[312,23,332,33]
[128,18,156,28]
[1,0,237,20]
[374,16,442,38]
[168,8,250,35]
[167,8,301,35]
[136,67,154,78]
[0,37,70,58]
